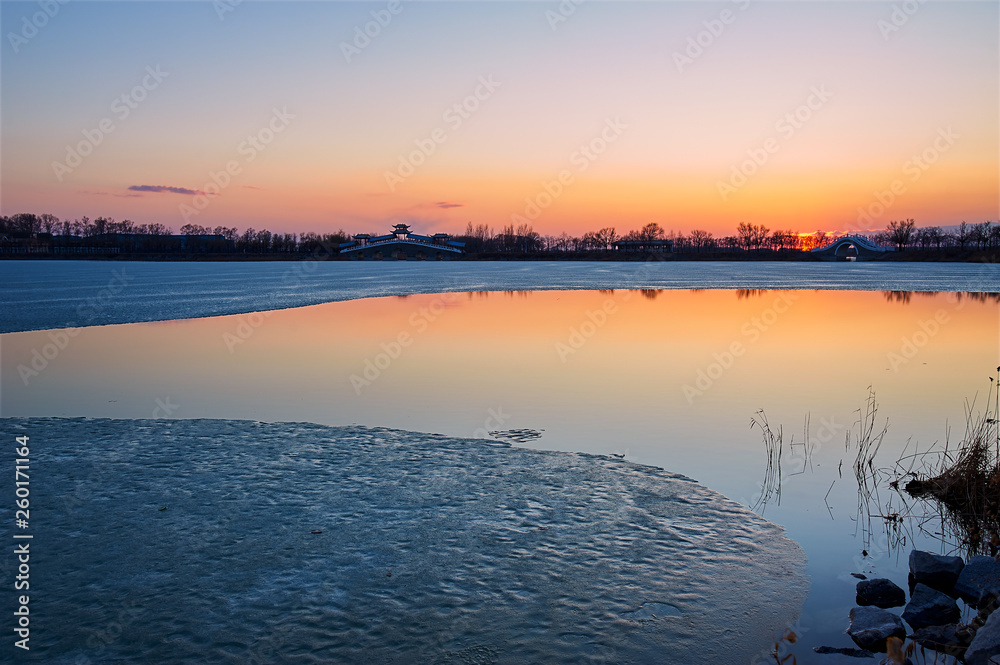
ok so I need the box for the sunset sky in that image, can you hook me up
[2,1,997,238]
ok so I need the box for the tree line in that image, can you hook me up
[0,213,349,254]
[2,211,996,256]
[453,219,996,254]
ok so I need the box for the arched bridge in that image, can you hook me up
[811,235,895,260]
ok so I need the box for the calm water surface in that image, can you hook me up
[2,285,999,661]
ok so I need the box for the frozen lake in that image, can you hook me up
[1,259,998,333]
[2,261,999,662]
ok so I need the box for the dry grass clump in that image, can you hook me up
[904,368,1000,556]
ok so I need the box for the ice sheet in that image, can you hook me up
[2,260,997,332]
[3,417,808,664]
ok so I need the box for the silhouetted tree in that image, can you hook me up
[688,229,713,252]
[885,219,915,251]
[951,222,969,249]
[737,222,769,251]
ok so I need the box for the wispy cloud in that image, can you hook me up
[243,185,262,190]
[434,201,463,209]
[128,184,211,196]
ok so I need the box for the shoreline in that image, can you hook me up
[1,247,998,262]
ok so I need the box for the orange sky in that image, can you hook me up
[2,2,997,238]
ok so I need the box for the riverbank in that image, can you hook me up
[2,247,998,262]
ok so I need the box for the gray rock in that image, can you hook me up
[966,608,1000,665]
[847,606,906,652]
[909,624,971,658]
[902,583,961,629]
[909,550,965,592]
[956,555,1000,606]
[813,645,875,657]
[857,578,906,608]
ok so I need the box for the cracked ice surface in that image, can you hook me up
[4,417,808,664]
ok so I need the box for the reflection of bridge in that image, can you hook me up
[811,235,895,260]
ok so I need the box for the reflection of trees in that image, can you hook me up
[884,291,1000,305]
[639,289,660,300]
[883,291,913,304]
[956,292,1000,304]
[736,289,769,300]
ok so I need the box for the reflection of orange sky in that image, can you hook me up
[3,288,997,491]
[6,288,997,416]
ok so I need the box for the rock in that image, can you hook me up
[966,608,1000,665]
[852,573,868,580]
[909,550,964,592]
[813,645,875,657]
[847,606,906,651]
[956,555,1000,606]
[902,583,961,629]
[857,578,906,608]
[813,645,876,657]
[909,624,971,658]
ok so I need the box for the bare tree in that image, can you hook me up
[886,219,915,251]
[639,222,664,241]
[970,221,993,249]
[688,229,713,252]
[737,222,770,251]
[956,221,972,249]
[39,213,59,234]
[594,227,617,250]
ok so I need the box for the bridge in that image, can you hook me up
[811,235,895,260]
